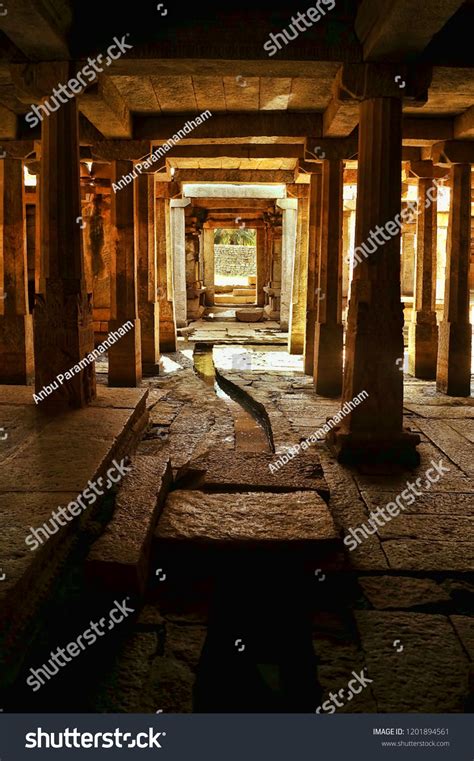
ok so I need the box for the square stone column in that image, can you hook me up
[0,158,34,384]
[136,174,160,371]
[436,163,472,396]
[313,159,344,396]
[304,170,322,376]
[108,160,142,387]
[202,226,215,307]
[408,170,439,379]
[327,97,420,465]
[289,189,310,355]
[33,96,96,407]
[170,198,191,327]
[156,193,177,352]
[277,199,297,332]
[256,226,266,307]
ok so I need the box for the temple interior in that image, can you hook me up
[0,0,473,714]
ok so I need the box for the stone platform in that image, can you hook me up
[0,385,149,687]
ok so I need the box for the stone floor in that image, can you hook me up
[1,336,473,715]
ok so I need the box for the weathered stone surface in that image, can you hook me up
[404,404,474,419]
[383,540,474,571]
[156,490,339,546]
[414,419,474,476]
[361,490,474,515]
[235,308,264,323]
[450,615,474,661]
[149,655,195,713]
[176,451,329,498]
[87,455,173,595]
[375,514,473,541]
[359,576,451,610]
[93,633,158,713]
[355,611,469,711]
[165,622,206,671]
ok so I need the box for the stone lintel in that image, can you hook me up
[91,140,151,161]
[305,136,358,161]
[409,160,450,179]
[0,140,35,159]
[431,141,474,165]
[170,198,192,208]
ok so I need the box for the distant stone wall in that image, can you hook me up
[214,245,256,277]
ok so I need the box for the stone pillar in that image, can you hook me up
[327,97,420,465]
[342,209,352,303]
[203,226,215,307]
[256,226,266,307]
[313,159,344,396]
[0,158,34,384]
[33,97,96,407]
[34,174,45,296]
[408,173,439,378]
[170,198,190,327]
[136,174,160,370]
[436,163,472,396]
[277,199,297,332]
[156,192,177,352]
[289,188,310,354]
[304,170,322,376]
[108,160,142,386]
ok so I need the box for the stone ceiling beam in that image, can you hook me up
[355,0,465,61]
[402,117,453,146]
[322,97,360,138]
[157,169,297,184]
[0,0,71,59]
[134,112,322,142]
[86,142,305,161]
[79,76,132,139]
[454,106,474,140]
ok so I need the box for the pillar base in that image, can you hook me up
[408,315,438,379]
[0,314,34,384]
[327,426,421,467]
[313,322,343,397]
[436,320,472,396]
[108,318,142,387]
[34,285,97,407]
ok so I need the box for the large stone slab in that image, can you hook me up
[359,576,451,610]
[175,451,329,499]
[87,455,172,595]
[383,540,474,571]
[0,391,149,494]
[355,611,469,712]
[156,490,339,549]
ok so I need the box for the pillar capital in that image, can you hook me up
[409,160,450,180]
[431,141,474,166]
[335,63,431,103]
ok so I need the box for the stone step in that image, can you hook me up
[175,451,329,500]
[86,455,173,596]
[155,489,341,559]
[232,288,256,297]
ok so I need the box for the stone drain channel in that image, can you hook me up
[192,343,272,454]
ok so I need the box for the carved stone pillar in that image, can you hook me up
[33,97,96,407]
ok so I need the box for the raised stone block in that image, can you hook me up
[175,451,329,500]
[156,489,339,549]
[86,455,172,596]
[235,308,264,323]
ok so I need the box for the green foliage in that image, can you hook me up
[214,228,256,246]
